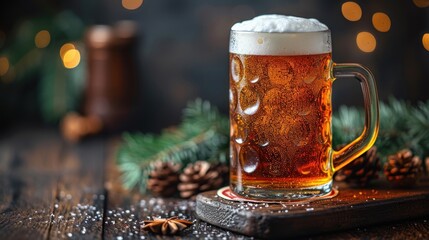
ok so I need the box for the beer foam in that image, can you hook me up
[230,15,331,55]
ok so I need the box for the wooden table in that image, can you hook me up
[1,127,428,239]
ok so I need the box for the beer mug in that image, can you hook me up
[229,15,379,199]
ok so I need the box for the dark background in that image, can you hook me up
[0,0,428,132]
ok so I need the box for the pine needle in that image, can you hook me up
[333,98,429,162]
[117,98,229,193]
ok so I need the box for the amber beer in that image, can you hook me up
[230,52,333,195]
[229,15,379,199]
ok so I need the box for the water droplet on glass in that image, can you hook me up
[250,77,259,83]
[231,114,248,144]
[229,88,237,111]
[239,145,260,173]
[239,86,260,116]
[243,98,260,115]
[231,56,243,82]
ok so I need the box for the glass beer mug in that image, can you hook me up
[229,15,379,199]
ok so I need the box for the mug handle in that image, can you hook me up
[332,63,380,171]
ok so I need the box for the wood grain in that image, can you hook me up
[0,129,61,239]
[196,181,429,238]
[1,128,429,239]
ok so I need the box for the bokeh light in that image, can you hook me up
[413,0,429,8]
[62,49,81,69]
[60,43,76,59]
[372,12,391,32]
[35,30,51,48]
[356,32,376,53]
[423,33,429,51]
[0,56,9,76]
[122,0,143,10]
[341,2,362,21]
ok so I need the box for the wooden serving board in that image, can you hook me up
[196,179,429,238]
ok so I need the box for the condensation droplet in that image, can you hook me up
[239,86,260,116]
[229,88,237,111]
[243,98,260,115]
[250,77,259,83]
[239,145,260,173]
[231,56,243,82]
[232,114,248,144]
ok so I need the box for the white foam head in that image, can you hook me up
[230,15,331,56]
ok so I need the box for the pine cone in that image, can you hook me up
[334,146,381,186]
[147,161,181,197]
[178,161,228,199]
[384,149,422,187]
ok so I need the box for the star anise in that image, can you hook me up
[142,217,193,235]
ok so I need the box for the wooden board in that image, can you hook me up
[196,180,429,238]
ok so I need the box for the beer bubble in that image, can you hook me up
[268,60,294,85]
[239,86,260,115]
[239,145,260,173]
[231,56,243,82]
[231,114,248,144]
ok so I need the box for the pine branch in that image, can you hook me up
[117,98,229,193]
[332,98,429,162]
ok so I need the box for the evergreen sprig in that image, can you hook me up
[117,99,229,193]
[333,98,429,161]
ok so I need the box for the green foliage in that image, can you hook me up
[333,98,429,160]
[118,97,429,193]
[0,11,85,123]
[117,99,229,193]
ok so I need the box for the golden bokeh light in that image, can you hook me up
[372,12,391,32]
[423,33,429,51]
[0,56,9,76]
[60,43,76,59]
[62,49,81,69]
[341,2,362,21]
[35,30,51,48]
[122,0,143,10]
[413,0,429,8]
[356,32,376,53]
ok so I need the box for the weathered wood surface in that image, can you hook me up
[0,127,428,239]
[197,180,429,238]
